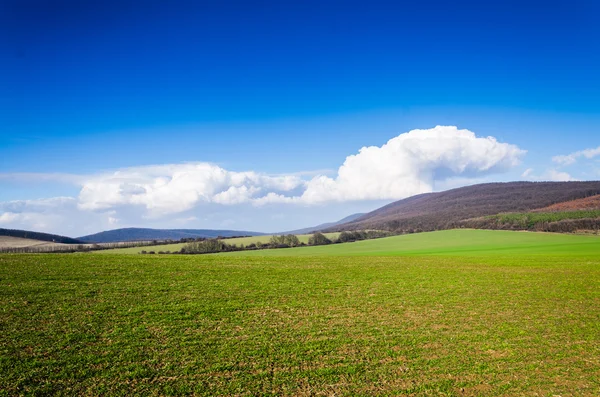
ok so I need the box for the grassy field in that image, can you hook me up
[97,232,341,254]
[1,230,600,395]
[0,236,68,249]
[222,229,600,257]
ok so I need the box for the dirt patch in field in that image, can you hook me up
[0,236,68,249]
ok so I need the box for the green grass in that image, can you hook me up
[97,232,341,254]
[224,229,600,257]
[2,230,600,395]
[489,209,600,228]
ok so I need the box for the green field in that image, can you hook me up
[2,230,600,395]
[223,229,600,257]
[97,232,341,254]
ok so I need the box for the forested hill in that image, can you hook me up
[281,213,365,234]
[78,228,265,243]
[0,228,84,244]
[330,181,600,233]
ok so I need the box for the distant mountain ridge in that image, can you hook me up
[281,213,365,235]
[0,228,84,244]
[328,181,600,233]
[78,228,265,243]
[7,182,600,245]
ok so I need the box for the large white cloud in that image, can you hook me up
[73,126,524,210]
[297,125,525,203]
[77,163,305,215]
[0,126,525,235]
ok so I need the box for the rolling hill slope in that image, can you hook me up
[78,228,265,243]
[330,181,600,233]
[0,228,84,244]
[281,213,365,234]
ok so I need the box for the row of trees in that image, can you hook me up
[0,234,260,254]
[309,230,394,245]
[269,234,301,247]
[3,229,394,255]
[180,239,242,254]
[0,240,160,254]
[175,230,394,255]
[460,216,600,233]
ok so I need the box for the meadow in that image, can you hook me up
[1,230,599,396]
[224,229,600,257]
[96,232,341,254]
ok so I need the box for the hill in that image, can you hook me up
[0,228,84,244]
[281,213,365,234]
[77,227,265,243]
[329,181,600,233]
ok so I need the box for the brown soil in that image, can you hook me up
[0,236,68,249]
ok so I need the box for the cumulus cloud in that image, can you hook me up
[0,126,526,235]
[77,163,305,215]
[297,125,525,203]
[71,126,524,211]
[553,146,600,166]
[0,197,85,233]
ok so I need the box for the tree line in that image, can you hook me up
[459,215,600,233]
[174,230,393,255]
[0,240,163,254]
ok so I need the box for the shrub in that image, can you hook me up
[309,232,331,246]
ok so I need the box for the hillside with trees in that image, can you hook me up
[329,181,600,233]
[281,213,366,234]
[78,228,265,243]
[0,228,84,244]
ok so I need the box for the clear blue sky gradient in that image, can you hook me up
[2,1,599,161]
[1,0,599,233]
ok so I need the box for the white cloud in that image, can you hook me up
[74,126,524,211]
[77,163,306,215]
[0,197,81,233]
[0,126,525,235]
[297,126,525,203]
[521,168,534,178]
[553,146,600,166]
[521,168,577,182]
[0,197,132,235]
[0,212,20,224]
[0,197,77,214]
[546,169,576,182]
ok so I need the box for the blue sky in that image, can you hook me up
[1,0,599,236]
